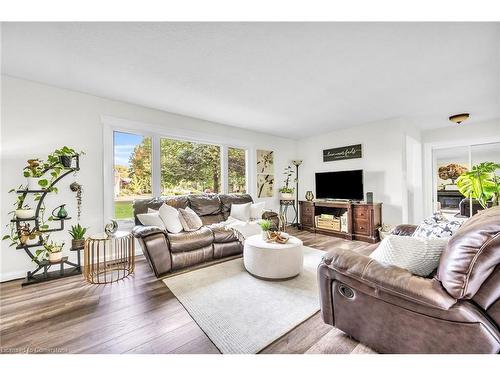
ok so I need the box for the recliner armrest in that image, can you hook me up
[262,210,279,228]
[132,225,167,238]
[321,248,456,310]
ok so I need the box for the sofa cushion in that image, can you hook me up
[178,207,203,232]
[188,194,222,216]
[167,227,213,253]
[207,223,239,243]
[437,206,500,300]
[219,194,253,218]
[133,196,189,224]
[200,214,225,226]
[370,235,448,277]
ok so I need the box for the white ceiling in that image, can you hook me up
[2,22,499,138]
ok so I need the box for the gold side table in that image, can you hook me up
[84,231,135,284]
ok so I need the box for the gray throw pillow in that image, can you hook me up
[178,207,203,232]
[412,212,463,239]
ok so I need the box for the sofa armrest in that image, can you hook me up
[132,225,172,277]
[391,224,418,236]
[132,225,166,238]
[321,248,456,310]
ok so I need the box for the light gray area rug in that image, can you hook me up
[163,246,324,354]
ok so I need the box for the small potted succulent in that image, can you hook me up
[68,223,88,249]
[23,159,49,190]
[259,219,273,240]
[35,239,64,263]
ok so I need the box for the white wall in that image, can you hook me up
[0,76,296,281]
[296,118,419,225]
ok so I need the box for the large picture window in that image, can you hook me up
[228,147,247,193]
[113,131,152,220]
[160,138,221,195]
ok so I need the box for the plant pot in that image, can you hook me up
[59,155,72,168]
[15,208,35,219]
[280,192,294,200]
[26,177,41,190]
[72,238,85,249]
[49,251,63,263]
[261,231,269,241]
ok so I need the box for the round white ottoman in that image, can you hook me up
[243,234,304,280]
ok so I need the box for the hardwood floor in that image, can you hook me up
[0,229,374,354]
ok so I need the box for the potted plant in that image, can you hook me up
[35,239,64,263]
[15,204,36,219]
[279,165,295,200]
[48,146,84,168]
[23,159,49,190]
[456,162,500,209]
[69,223,88,249]
[18,223,41,245]
[259,219,273,240]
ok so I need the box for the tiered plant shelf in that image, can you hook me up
[13,155,83,286]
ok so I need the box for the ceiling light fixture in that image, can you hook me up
[449,113,470,125]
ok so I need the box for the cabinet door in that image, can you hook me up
[300,203,314,227]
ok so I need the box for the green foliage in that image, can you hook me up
[68,224,88,240]
[23,159,47,178]
[259,219,273,231]
[34,238,64,262]
[228,147,246,193]
[280,165,295,191]
[456,162,500,209]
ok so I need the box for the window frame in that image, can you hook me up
[103,115,253,223]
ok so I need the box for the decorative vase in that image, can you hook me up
[305,191,314,201]
[27,177,41,190]
[72,238,85,249]
[49,251,63,263]
[15,208,35,219]
[52,204,68,219]
[280,192,294,200]
[60,155,73,168]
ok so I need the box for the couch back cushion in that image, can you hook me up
[437,206,500,300]
[188,194,222,216]
[133,196,189,225]
[219,194,253,219]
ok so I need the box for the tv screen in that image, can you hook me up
[315,170,364,200]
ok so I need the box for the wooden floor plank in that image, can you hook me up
[0,228,369,354]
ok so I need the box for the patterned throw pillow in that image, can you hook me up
[412,212,463,239]
[370,235,448,276]
[178,207,203,232]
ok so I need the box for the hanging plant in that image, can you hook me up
[70,182,83,221]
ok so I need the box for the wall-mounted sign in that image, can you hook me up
[323,144,362,162]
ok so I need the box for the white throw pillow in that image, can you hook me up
[230,202,252,222]
[370,235,448,277]
[250,202,266,220]
[137,212,166,229]
[178,207,203,232]
[158,203,184,234]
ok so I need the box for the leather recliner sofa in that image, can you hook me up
[132,193,278,278]
[318,206,500,353]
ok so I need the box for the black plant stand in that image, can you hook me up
[12,155,83,286]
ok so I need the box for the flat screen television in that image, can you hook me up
[315,170,364,201]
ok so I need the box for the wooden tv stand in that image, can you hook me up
[299,200,382,243]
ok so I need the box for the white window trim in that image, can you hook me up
[423,135,500,218]
[102,115,254,222]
